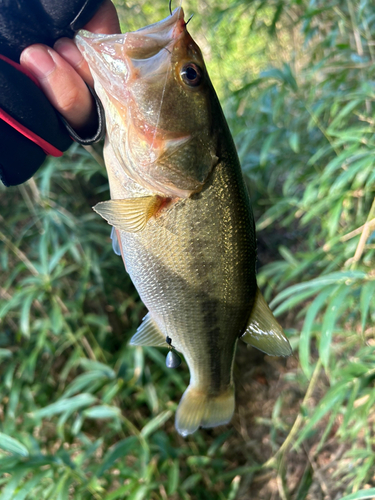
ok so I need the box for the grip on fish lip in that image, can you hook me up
[58,83,106,145]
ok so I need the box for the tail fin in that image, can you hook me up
[175,385,235,437]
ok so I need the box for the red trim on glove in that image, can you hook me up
[0,107,63,157]
[0,53,63,157]
[0,54,41,88]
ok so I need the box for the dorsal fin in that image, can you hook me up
[130,313,167,347]
[241,288,292,357]
[93,196,163,232]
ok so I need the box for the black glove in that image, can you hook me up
[0,0,106,187]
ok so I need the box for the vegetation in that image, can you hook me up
[0,0,375,498]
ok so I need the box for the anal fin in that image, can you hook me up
[241,288,292,357]
[93,196,163,232]
[130,313,167,347]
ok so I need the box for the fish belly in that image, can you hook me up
[119,156,257,393]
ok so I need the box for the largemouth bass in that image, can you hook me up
[76,7,291,436]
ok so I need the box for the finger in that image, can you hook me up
[53,1,121,88]
[85,0,121,34]
[54,38,94,87]
[20,44,96,133]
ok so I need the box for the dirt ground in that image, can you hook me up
[227,340,371,500]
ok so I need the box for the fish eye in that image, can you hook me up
[180,63,203,87]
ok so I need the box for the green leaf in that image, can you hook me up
[62,371,109,398]
[0,349,12,360]
[48,243,71,274]
[319,285,352,369]
[50,300,64,335]
[20,292,35,337]
[294,463,313,500]
[127,485,149,500]
[0,471,28,500]
[270,271,366,309]
[181,473,202,491]
[259,130,280,166]
[140,410,172,438]
[272,289,315,316]
[299,287,334,377]
[103,483,135,500]
[97,437,138,477]
[12,471,47,500]
[207,430,232,457]
[360,281,375,334]
[79,359,116,378]
[38,232,49,276]
[295,381,349,447]
[289,132,300,153]
[33,394,96,418]
[327,100,361,131]
[83,405,121,420]
[167,459,179,495]
[339,488,375,500]
[0,433,29,457]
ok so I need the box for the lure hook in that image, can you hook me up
[165,336,182,368]
[186,13,194,25]
[168,1,194,27]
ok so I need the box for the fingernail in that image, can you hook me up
[21,45,56,78]
[54,38,84,67]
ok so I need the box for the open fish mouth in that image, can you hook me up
[75,7,217,197]
[75,8,186,87]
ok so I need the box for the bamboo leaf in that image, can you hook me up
[0,349,12,360]
[140,410,173,438]
[97,437,138,477]
[0,471,28,500]
[20,292,35,337]
[327,100,361,131]
[319,285,352,369]
[32,394,96,419]
[259,130,280,166]
[102,483,135,500]
[295,381,349,447]
[299,287,334,377]
[167,459,179,495]
[12,472,47,500]
[270,271,366,308]
[0,434,29,457]
[360,281,375,334]
[339,488,375,500]
[83,405,121,420]
[289,132,300,153]
[62,371,110,398]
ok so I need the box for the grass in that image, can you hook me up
[1,0,375,498]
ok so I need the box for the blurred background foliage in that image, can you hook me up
[1,0,375,498]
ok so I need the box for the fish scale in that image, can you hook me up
[119,153,256,394]
[76,7,292,436]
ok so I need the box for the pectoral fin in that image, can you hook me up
[130,313,167,347]
[241,288,292,357]
[93,196,162,232]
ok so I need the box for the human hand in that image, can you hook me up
[20,0,120,135]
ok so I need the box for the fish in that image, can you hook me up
[75,7,292,437]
